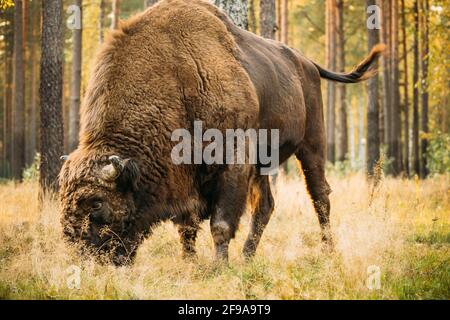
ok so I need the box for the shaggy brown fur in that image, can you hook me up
[59,0,384,265]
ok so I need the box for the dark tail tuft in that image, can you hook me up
[313,44,386,83]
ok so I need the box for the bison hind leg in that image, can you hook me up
[295,147,334,249]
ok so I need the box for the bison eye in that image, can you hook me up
[92,201,103,211]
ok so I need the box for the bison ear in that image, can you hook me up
[117,159,140,192]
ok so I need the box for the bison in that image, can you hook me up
[59,0,384,265]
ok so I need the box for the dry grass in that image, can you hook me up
[0,171,449,299]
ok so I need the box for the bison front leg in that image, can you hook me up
[243,175,274,259]
[210,167,249,262]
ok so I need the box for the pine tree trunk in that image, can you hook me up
[34,0,43,155]
[420,0,429,178]
[326,0,336,163]
[111,0,120,30]
[277,0,290,173]
[281,0,288,44]
[412,0,420,176]
[260,0,276,39]
[0,9,3,175]
[248,0,256,33]
[68,0,82,152]
[276,0,281,41]
[376,0,384,145]
[336,0,347,162]
[358,93,365,166]
[99,0,105,44]
[214,0,248,30]
[13,0,26,180]
[390,0,402,175]
[348,96,356,167]
[381,0,392,157]
[25,0,39,166]
[39,0,64,195]
[0,93,2,175]
[401,0,409,176]
[2,8,14,177]
[366,0,380,176]
[23,0,32,166]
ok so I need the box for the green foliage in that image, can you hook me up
[379,144,394,176]
[121,0,147,17]
[22,153,40,182]
[0,0,14,10]
[390,248,450,299]
[426,131,450,175]
[291,0,326,63]
[413,230,450,246]
[326,159,354,177]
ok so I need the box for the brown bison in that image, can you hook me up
[59,0,384,265]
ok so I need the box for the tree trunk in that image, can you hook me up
[280,0,288,44]
[280,0,289,175]
[68,0,82,152]
[381,0,392,158]
[99,0,105,44]
[111,0,120,30]
[39,0,64,195]
[420,0,429,178]
[336,0,347,162]
[213,0,248,30]
[13,0,26,180]
[390,0,402,175]
[358,93,365,166]
[326,0,336,163]
[377,0,384,146]
[25,0,39,166]
[260,0,276,39]
[276,0,281,41]
[2,8,14,177]
[400,0,409,176]
[23,0,32,166]
[348,96,356,167]
[366,0,380,177]
[248,0,256,33]
[412,0,420,176]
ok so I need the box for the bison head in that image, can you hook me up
[59,151,144,266]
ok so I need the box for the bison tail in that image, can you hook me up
[313,44,386,83]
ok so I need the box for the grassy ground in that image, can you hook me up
[0,171,448,299]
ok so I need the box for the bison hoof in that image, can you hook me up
[321,237,335,254]
[214,245,229,263]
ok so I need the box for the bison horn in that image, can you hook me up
[60,155,69,161]
[101,155,125,181]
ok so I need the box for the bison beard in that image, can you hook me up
[59,0,384,265]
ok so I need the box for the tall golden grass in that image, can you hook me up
[0,172,448,299]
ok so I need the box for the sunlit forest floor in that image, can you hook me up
[0,171,448,299]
